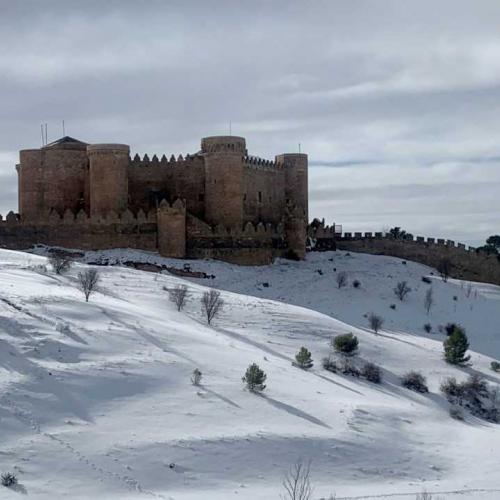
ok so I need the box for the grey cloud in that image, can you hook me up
[0,0,499,244]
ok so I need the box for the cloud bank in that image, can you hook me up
[1,0,499,245]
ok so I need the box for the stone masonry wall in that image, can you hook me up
[308,227,500,286]
[243,158,286,224]
[128,154,205,218]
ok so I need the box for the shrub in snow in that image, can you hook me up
[449,405,464,421]
[332,333,358,356]
[416,492,435,500]
[168,284,190,311]
[336,271,348,289]
[352,279,361,288]
[78,269,100,302]
[1,472,17,487]
[361,362,382,383]
[368,313,384,333]
[28,263,48,274]
[201,289,224,325]
[421,276,432,284]
[491,361,500,373]
[322,356,337,373]
[443,325,470,365]
[294,347,313,370]
[389,304,396,310]
[423,323,432,333]
[49,254,72,275]
[401,371,428,393]
[394,280,412,301]
[440,377,463,400]
[191,368,202,386]
[339,358,360,378]
[441,374,498,422]
[242,363,267,392]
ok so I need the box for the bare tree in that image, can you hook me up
[416,492,435,500]
[201,289,224,325]
[424,287,434,315]
[394,280,412,301]
[191,368,202,386]
[368,313,384,334]
[78,269,100,302]
[168,284,190,311]
[281,460,313,500]
[465,282,473,298]
[336,271,348,289]
[49,254,72,275]
[437,258,452,282]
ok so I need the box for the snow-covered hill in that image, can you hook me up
[1,248,499,499]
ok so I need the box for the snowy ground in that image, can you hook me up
[1,248,499,499]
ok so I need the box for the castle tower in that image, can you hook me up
[87,144,130,218]
[201,136,246,227]
[18,136,88,221]
[276,153,309,259]
[275,153,308,224]
[157,199,186,258]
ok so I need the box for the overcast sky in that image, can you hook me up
[1,0,499,245]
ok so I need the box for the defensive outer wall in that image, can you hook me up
[308,224,500,287]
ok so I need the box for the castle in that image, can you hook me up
[0,135,308,264]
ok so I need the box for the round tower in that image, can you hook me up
[87,144,130,218]
[201,136,246,227]
[276,153,308,260]
[18,136,88,221]
[275,153,308,223]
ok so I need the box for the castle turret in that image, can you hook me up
[276,153,308,259]
[275,153,308,224]
[18,136,88,221]
[87,144,129,218]
[202,136,246,227]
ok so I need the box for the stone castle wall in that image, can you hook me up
[128,154,206,218]
[308,225,500,286]
[243,157,286,224]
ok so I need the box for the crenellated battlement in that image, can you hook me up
[244,156,281,171]
[130,152,201,168]
[336,232,479,253]
[0,208,157,227]
[306,222,500,286]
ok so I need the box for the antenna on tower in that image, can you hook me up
[62,120,65,136]
[229,120,232,136]
[45,123,48,145]
[298,143,301,154]
[41,124,45,146]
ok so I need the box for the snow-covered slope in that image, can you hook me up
[1,249,499,499]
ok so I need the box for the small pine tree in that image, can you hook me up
[242,363,267,392]
[443,325,471,365]
[295,347,313,369]
[1,472,17,487]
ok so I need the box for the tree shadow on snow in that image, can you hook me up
[258,393,331,429]
[9,482,28,495]
[198,385,241,409]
